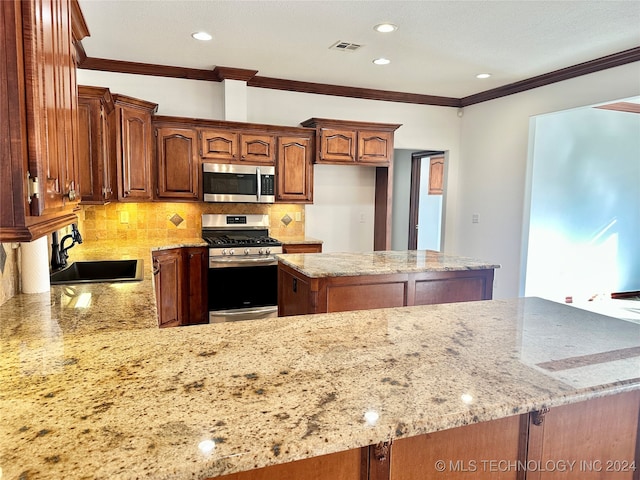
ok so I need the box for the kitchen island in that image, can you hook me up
[277,250,500,316]
[1,291,639,479]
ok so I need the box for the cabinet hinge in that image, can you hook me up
[26,171,39,204]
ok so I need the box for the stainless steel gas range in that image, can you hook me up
[202,214,282,323]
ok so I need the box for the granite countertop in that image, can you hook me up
[0,239,206,338]
[277,249,500,278]
[1,297,638,480]
[276,236,323,245]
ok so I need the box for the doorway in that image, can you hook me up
[391,149,446,252]
[408,151,445,250]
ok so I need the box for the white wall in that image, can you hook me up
[79,63,640,296]
[77,69,462,254]
[457,62,640,299]
[77,70,224,118]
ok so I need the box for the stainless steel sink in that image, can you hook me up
[50,259,144,285]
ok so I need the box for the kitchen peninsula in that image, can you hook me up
[277,250,499,316]
[1,291,639,480]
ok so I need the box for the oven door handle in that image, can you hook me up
[215,306,278,317]
[209,257,278,267]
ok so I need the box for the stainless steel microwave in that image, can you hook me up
[202,163,275,203]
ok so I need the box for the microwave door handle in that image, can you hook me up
[256,166,261,202]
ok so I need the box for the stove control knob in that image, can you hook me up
[258,248,265,255]
[221,249,227,256]
[228,249,235,256]
[244,248,250,255]
[265,248,271,255]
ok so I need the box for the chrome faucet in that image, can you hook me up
[52,224,83,270]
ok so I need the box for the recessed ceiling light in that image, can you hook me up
[374,23,398,33]
[476,73,491,79]
[373,58,391,65]
[192,32,212,41]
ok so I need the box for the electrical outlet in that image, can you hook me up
[359,212,366,223]
[295,212,302,222]
[120,211,129,224]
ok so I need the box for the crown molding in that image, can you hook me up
[77,45,640,108]
[213,66,258,82]
[460,46,640,107]
[248,76,461,107]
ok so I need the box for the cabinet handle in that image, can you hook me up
[66,182,78,201]
[531,407,550,426]
[152,258,160,276]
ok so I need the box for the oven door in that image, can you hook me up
[208,258,278,322]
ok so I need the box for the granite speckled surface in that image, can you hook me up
[276,236,323,245]
[1,296,638,480]
[0,239,205,338]
[276,250,500,277]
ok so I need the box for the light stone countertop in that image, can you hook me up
[1,296,638,479]
[0,239,206,338]
[276,236,323,245]
[276,249,500,277]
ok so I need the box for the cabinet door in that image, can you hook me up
[156,127,199,200]
[240,134,275,164]
[318,128,356,163]
[526,391,640,480]
[357,130,393,165]
[153,249,182,328]
[23,0,79,215]
[77,99,97,202]
[77,89,116,205]
[117,103,154,201]
[282,243,322,254]
[200,129,238,161]
[276,136,313,203]
[183,247,208,325]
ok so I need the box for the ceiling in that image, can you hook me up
[78,1,640,99]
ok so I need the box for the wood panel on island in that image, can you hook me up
[0,0,89,241]
[208,390,640,480]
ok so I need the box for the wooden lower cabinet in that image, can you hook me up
[281,242,323,254]
[152,246,208,327]
[210,448,364,480]
[153,248,182,328]
[278,264,494,316]
[205,391,639,480]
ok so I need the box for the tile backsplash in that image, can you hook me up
[77,202,306,241]
[0,243,20,306]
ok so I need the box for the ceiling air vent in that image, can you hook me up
[330,41,363,52]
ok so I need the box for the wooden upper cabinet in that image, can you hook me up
[77,85,116,204]
[301,118,401,167]
[0,0,88,241]
[155,126,199,200]
[200,129,238,161]
[318,128,356,163]
[114,94,158,202]
[276,135,314,203]
[358,130,393,165]
[428,155,444,195]
[200,130,275,165]
[240,134,275,164]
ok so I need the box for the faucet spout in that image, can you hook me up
[57,223,83,269]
